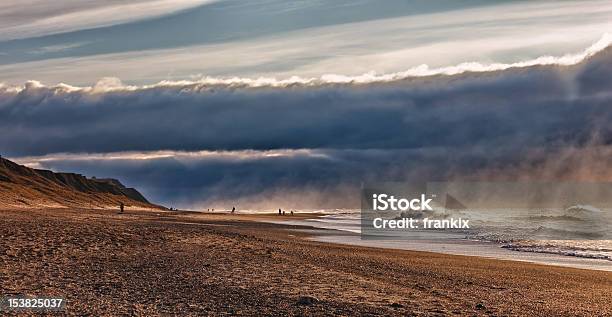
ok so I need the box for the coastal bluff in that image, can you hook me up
[0,156,160,210]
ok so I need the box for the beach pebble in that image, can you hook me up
[297,296,319,306]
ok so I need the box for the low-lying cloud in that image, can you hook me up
[14,145,612,210]
[3,44,612,208]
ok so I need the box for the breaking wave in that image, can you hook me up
[502,240,612,261]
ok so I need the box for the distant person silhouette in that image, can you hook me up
[232,206,236,213]
[278,208,282,215]
[290,210,294,216]
[282,210,286,216]
[119,202,124,214]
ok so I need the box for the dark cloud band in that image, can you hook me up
[3,47,612,207]
[2,47,612,156]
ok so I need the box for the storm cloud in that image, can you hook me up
[3,44,612,208]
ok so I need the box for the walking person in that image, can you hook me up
[119,202,124,214]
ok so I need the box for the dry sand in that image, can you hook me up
[1,208,611,316]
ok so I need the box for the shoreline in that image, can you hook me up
[10,208,610,271]
[2,208,611,315]
[257,212,612,272]
[312,234,612,272]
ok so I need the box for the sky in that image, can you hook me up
[2,0,612,209]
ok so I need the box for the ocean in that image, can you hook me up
[266,207,612,271]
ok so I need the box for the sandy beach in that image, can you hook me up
[1,208,611,316]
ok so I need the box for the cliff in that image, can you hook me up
[0,156,161,210]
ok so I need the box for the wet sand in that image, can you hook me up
[1,208,611,316]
